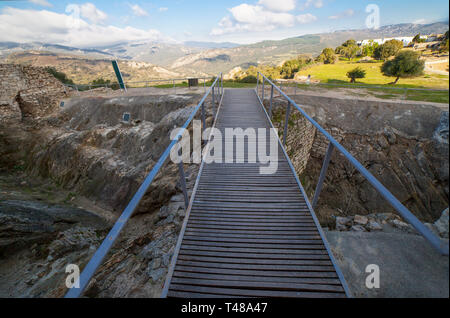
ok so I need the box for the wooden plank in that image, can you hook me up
[179,249,329,260]
[176,260,336,272]
[180,245,328,255]
[171,277,344,293]
[169,284,346,298]
[174,265,338,278]
[173,271,342,285]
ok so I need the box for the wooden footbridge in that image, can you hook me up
[65,73,448,299]
[162,89,348,298]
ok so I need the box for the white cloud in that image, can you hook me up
[211,3,317,36]
[80,3,108,24]
[129,4,148,17]
[159,7,168,12]
[413,18,427,24]
[258,0,296,12]
[28,0,52,7]
[0,7,165,48]
[300,0,323,10]
[297,13,317,24]
[328,9,354,20]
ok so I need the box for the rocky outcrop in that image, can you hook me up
[0,200,109,297]
[0,64,67,123]
[266,94,449,227]
[1,92,208,213]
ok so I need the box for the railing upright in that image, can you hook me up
[269,85,274,119]
[177,161,189,209]
[312,143,335,208]
[283,101,291,147]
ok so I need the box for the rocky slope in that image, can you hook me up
[0,64,214,297]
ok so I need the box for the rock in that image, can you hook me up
[384,127,397,145]
[425,223,439,236]
[377,135,389,149]
[336,217,352,231]
[367,221,383,232]
[434,208,449,238]
[0,200,108,255]
[351,225,367,232]
[391,219,415,233]
[354,215,369,226]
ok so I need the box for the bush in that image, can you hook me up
[45,67,74,85]
[374,39,404,60]
[317,48,337,64]
[347,67,366,83]
[381,51,425,84]
[239,75,257,83]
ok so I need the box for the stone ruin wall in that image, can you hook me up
[0,64,67,125]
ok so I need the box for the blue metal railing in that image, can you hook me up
[257,72,449,256]
[65,73,223,298]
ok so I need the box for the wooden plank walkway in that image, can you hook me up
[163,89,348,298]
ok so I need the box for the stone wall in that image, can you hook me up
[0,64,66,125]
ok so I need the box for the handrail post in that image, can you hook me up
[312,143,335,208]
[201,102,206,134]
[256,73,260,96]
[283,101,291,146]
[221,73,224,97]
[269,85,274,119]
[262,78,265,102]
[177,161,189,209]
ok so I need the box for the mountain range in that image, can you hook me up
[1,22,447,83]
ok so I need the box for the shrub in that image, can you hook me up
[45,67,74,85]
[347,67,366,83]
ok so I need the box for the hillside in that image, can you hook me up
[0,22,447,80]
[3,51,182,85]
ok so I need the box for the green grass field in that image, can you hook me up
[296,60,449,89]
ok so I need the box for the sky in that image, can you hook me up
[0,0,448,48]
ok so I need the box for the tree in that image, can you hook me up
[381,51,425,84]
[440,31,449,52]
[317,48,336,64]
[342,39,357,47]
[280,56,313,79]
[361,40,379,57]
[347,67,366,83]
[373,39,404,60]
[335,46,344,55]
[412,33,425,43]
[342,44,360,60]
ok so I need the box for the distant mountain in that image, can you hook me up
[0,42,113,60]
[183,41,240,49]
[3,51,183,84]
[167,22,449,75]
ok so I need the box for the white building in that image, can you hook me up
[357,36,416,47]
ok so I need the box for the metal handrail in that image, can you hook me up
[257,72,449,256]
[65,73,223,298]
[65,77,212,90]
[274,79,450,93]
